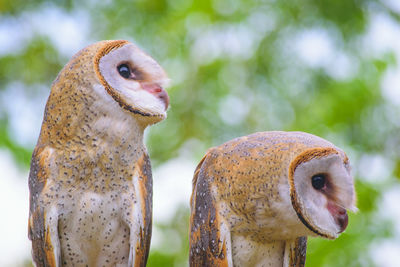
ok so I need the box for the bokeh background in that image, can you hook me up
[1,0,400,266]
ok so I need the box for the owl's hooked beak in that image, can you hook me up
[140,82,169,110]
[327,200,348,233]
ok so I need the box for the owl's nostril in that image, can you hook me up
[141,83,161,94]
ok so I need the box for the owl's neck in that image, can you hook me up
[37,88,149,189]
[39,83,146,154]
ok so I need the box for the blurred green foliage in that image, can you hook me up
[1,0,400,266]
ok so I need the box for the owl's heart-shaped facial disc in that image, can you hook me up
[96,41,170,121]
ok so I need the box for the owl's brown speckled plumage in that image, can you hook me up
[189,131,356,267]
[28,40,169,266]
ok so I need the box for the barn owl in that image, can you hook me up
[189,131,356,267]
[28,40,169,266]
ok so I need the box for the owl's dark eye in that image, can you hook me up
[311,174,326,190]
[117,64,131,79]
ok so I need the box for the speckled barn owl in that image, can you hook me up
[28,40,169,266]
[190,131,356,267]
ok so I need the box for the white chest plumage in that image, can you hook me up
[232,235,286,267]
[59,191,130,266]
[57,178,142,266]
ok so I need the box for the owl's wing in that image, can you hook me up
[127,154,153,267]
[28,146,61,267]
[189,154,232,267]
[284,237,307,267]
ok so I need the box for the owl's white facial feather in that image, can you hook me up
[98,43,169,117]
[293,153,356,238]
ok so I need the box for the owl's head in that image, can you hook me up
[92,40,169,125]
[39,40,170,146]
[289,146,357,239]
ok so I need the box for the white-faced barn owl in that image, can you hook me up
[189,131,356,267]
[28,40,169,266]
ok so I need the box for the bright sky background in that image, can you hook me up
[1,3,400,266]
